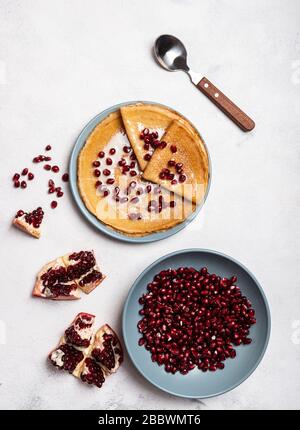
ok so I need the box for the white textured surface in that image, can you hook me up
[0,0,300,410]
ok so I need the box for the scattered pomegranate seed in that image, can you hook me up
[98,151,105,158]
[168,159,176,167]
[109,148,116,155]
[51,201,58,209]
[123,146,131,153]
[33,156,40,163]
[13,173,20,181]
[144,153,152,161]
[21,168,28,176]
[52,165,59,173]
[160,141,167,149]
[62,173,69,182]
[94,169,101,177]
[28,172,34,180]
[103,169,111,176]
[21,181,27,189]
[14,181,20,188]
[93,161,100,167]
[57,190,64,198]
[170,145,177,153]
[130,170,137,177]
[106,178,115,185]
[103,190,110,197]
[45,145,52,151]
[44,164,51,171]
[95,180,102,187]
[179,174,186,183]
[118,159,126,167]
[171,179,178,185]
[48,188,55,194]
[138,267,256,375]
[106,158,113,165]
[44,156,52,161]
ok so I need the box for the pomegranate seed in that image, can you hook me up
[14,181,20,188]
[62,173,69,182]
[144,153,152,161]
[16,210,24,217]
[95,180,102,187]
[48,188,55,194]
[123,146,131,153]
[106,178,115,185]
[52,165,59,173]
[48,179,55,187]
[44,164,51,171]
[44,156,52,161]
[93,161,100,167]
[98,151,105,158]
[168,159,176,167]
[143,128,149,136]
[51,201,57,209]
[33,157,40,163]
[13,173,20,181]
[106,158,113,165]
[22,168,28,176]
[28,172,34,180]
[94,169,101,177]
[103,169,111,176]
[169,201,176,208]
[21,181,27,189]
[45,145,52,151]
[109,148,116,155]
[171,179,178,185]
[170,145,177,153]
[57,191,64,198]
[118,159,126,166]
[103,190,110,197]
[179,174,186,183]
[160,141,167,149]
[130,170,137,177]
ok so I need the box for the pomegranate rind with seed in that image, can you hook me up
[12,207,44,239]
[49,313,95,377]
[33,258,81,300]
[90,324,123,374]
[33,251,105,300]
[63,250,105,294]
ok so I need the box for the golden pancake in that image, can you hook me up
[78,110,195,237]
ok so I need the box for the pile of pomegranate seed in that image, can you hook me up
[138,267,256,375]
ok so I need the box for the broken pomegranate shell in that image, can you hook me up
[33,258,80,300]
[49,343,84,373]
[80,357,106,388]
[12,207,44,239]
[64,313,95,349]
[90,324,123,374]
[33,251,105,300]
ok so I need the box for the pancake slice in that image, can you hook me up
[143,120,209,204]
[120,103,181,171]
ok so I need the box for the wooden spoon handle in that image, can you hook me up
[197,77,255,132]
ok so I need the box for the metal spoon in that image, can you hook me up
[154,34,255,132]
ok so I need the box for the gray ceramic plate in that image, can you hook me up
[122,249,271,398]
[69,101,211,243]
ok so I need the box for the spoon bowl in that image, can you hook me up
[154,34,189,72]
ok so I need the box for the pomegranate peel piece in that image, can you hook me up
[33,251,105,300]
[33,258,80,300]
[12,207,44,239]
[89,324,123,375]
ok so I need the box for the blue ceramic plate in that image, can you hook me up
[69,101,211,243]
[122,249,271,398]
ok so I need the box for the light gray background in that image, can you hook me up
[0,0,299,410]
